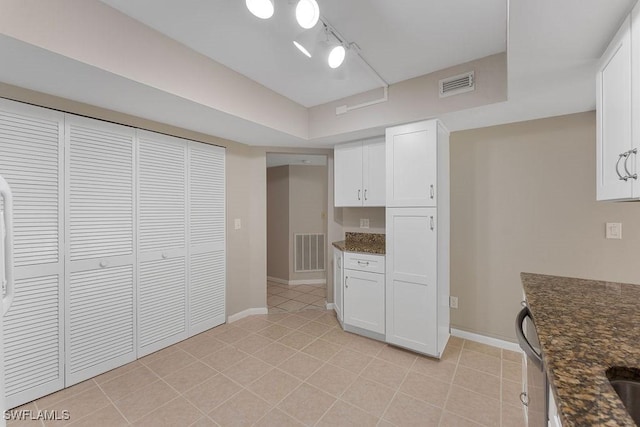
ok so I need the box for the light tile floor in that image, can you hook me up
[267,282,327,313]
[9,310,526,427]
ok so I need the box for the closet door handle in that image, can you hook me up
[429,216,435,231]
[357,190,361,201]
[430,184,435,199]
[1,176,15,316]
[623,148,638,180]
[616,151,629,181]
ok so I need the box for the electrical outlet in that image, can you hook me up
[605,222,622,239]
[450,296,458,309]
[360,218,370,229]
[234,218,242,230]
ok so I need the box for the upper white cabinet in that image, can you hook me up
[334,137,385,207]
[386,121,444,207]
[597,7,640,201]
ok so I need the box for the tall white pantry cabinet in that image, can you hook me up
[385,119,450,358]
[0,98,226,409]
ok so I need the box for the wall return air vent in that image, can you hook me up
[439,71,475,98]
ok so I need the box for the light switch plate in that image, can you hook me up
[605,222,622,239]
[234,218,242,230]
[450,296,459,309]
[360,218,370,229]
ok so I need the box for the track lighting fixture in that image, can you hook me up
[245,0,274,19]
[295,0,320,29]
[328,44,346,68]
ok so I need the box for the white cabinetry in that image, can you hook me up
[385,120,449,358]
[386,121,439,207]
[343,252,385,336]
[597,5,640,201]
[0,100,65,408]
[334,138,385,207]
[64,116,137,385]
[333,247,343,324]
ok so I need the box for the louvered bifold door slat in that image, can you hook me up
[188,142,225,336]
[137,130,188,356]
[0,99,65,408]
[65,116,136,386]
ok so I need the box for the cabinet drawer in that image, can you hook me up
[344,252,385,274]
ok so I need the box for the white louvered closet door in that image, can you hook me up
[65,116,136,386]
[188,142,225,336]
[137,130,187,357]
[0,99,64,408]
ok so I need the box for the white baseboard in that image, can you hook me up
[325,302,334,310]
[451,328,522,353]
[227,308,268,323]
[267,276,326,286]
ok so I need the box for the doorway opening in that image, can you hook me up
[266,153,328,313]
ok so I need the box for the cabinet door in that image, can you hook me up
[386,208,438,355]
[65,116,136,385]
[597,15,633,200]
[363,138,385,206]
[0,100,65,408]
[333,248,343,323]
[188,142,225,336]
[343,270,384,334]
[386,121,437,207]
[137,131,188,356]
[334,142,363,207]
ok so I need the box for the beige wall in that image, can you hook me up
[266,166,290,281]
[309,53,507,140]
[288,165,328,282]
[450,111,640,342]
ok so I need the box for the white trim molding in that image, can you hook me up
[227,308,268,323]
[451,328,523,353]
[325,302,335,310]
[267,276,326,286]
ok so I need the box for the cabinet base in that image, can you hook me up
[343,323,386,342]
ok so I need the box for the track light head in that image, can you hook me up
[295,0,320,29]
[328,45,346,68]
[246,0,274,19]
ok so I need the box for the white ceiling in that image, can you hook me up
[99,0,507,107]
[0,0,636,147]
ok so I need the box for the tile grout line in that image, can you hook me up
[436,340,464,426]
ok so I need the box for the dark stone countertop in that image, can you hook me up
[521,272,640,427]
[332,232,385,255]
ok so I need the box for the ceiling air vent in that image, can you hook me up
[439,71,475,98]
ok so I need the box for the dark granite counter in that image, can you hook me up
[332,232,385,255]
[521,273,640,427]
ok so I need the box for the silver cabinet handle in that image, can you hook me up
[357,260,370,266]
[623,148,638,180]
[519,392,529,407]
[430,184,435,199]
[429,216,434,231]
[358,189,361,200]
[364,189,368,200]
[345,277,348,288]
[617,151,630,181]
